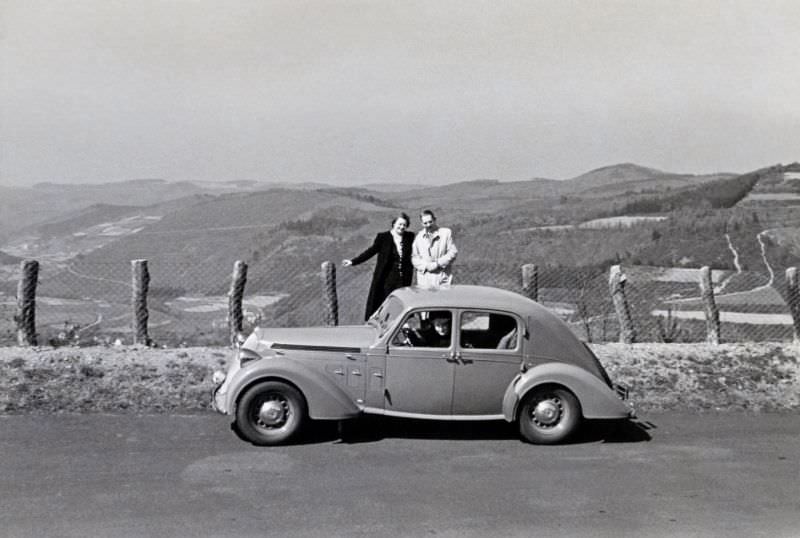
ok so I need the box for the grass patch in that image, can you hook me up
[0,347,228,414]
[0,343,797,414]
[595,342,799,412]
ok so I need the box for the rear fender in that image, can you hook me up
[502,362,632,422]
[223,358,361,420]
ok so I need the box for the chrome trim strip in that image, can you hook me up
[360,406,503,421]
[271,343,362,353]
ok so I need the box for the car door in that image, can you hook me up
[383,309,456,416]
[451,310,523,416]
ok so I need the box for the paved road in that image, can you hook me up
[1,413,798,537]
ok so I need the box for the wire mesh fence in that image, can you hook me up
[0,257,797,347]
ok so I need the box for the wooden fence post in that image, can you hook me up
[228,260,248,345]
[321,261,339,326]
[699,266,720,345]
[522,264,538,302]
[131,259,150,345]
[16,259,39,346]
[787,267,800,343]
[609,265,636,344]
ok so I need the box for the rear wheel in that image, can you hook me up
[518,385,581,444]
[236,381,307,446]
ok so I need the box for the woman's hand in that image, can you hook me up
[342,259,353,267]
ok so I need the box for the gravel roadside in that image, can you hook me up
[0,343,797,414]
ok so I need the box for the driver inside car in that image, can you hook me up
[422,315,451,348]
[395,311,452,347]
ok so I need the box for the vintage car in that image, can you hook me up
[212,285,633,445]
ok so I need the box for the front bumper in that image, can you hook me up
[211,346,262,415]
[212,381,227,414]
[613,382,635,417]
[613,382,629,401]
[211,372,228,415]
[211,365,235,415]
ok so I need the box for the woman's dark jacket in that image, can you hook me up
[351,230,415,320]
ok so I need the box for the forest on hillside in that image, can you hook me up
[2,163,799,345]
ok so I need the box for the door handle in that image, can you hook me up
[447,351,462,363]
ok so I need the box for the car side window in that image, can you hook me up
[460,311,518,350]
[391,310,452,348]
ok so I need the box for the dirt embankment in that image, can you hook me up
[0,343,797,414]
[594,343,799,412]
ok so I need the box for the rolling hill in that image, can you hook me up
[0,178,323,242]
[6,162,796,281]
[3,161,799,345]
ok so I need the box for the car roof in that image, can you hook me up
[391,285,541,316]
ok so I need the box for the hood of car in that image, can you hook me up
[251,325,377,353]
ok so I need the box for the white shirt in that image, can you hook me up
[391,231,403,257]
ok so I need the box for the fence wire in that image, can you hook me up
[0,257,796,347]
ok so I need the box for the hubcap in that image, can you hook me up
[257,398,288,427]
[532,398,562,427]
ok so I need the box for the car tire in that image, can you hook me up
[236,381,307,446]
[518,385,582,445]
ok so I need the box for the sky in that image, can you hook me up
[1,0,799,186]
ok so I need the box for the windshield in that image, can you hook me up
[368,295,405,337]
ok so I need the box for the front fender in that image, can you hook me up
[222,358,361,421]
[502,362,632,422]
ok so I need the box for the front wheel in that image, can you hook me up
[236,381,307,446]
[518,386,582,445]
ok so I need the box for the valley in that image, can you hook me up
[1,162,798,346]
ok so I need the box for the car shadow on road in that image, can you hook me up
[574,419,654,444]
[303,416,654,445]
[232,417,654,446]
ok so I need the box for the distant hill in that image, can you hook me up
[4,161,799,342]
[0,179,337,241]
[1,162,703,240]
[28,178,211,203]
[2,161,753,260]
[25,195,223,239]
[572,172,736,198]
[6,163,796,274]
[55,187,397,281]
[367,164,738,216]
[568,163,668,189]
[192,180,334,191]
[361,164,682,196]
[359,182,434,192]
[381,178,567,215]
[32,204,143,238]
[37,163,790,278]
[0,181,208,240]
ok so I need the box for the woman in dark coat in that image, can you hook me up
[343,213,415,321]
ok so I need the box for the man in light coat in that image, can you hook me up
[411,209,458,289]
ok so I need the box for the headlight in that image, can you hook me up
[212,370,227,385]
[234,332,247,349]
